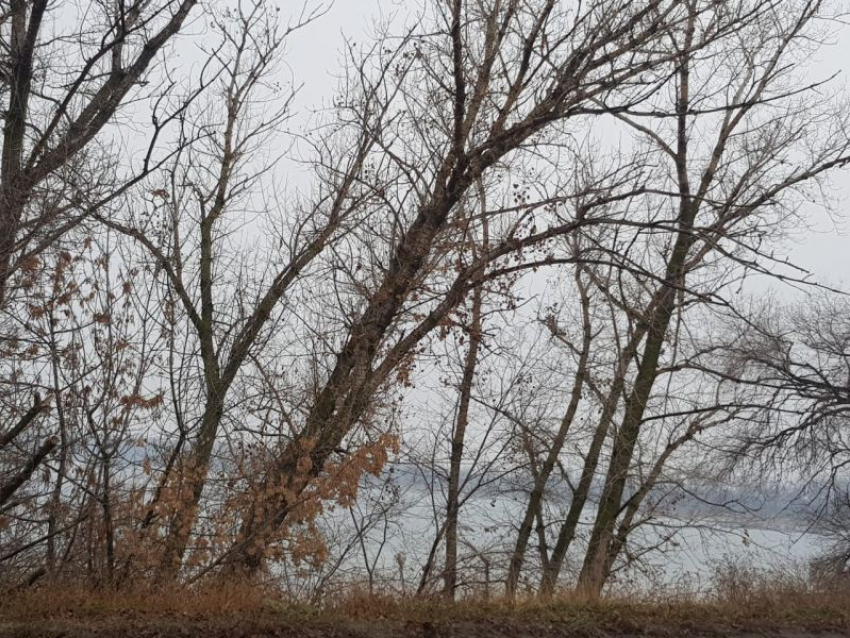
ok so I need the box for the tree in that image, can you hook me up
[726,293,850,583]
[96,1,329,580]
[575,0,850,598]
[2,0,849,597]
[0,0,200,303]
[0,2,200,577]
[225,0,730,578]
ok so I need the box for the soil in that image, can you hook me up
[2,617,849,638]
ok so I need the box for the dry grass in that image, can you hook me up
[318,590,850,627]
[1,565,849,635]
[0,579,271,622]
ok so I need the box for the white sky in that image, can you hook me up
[279,0,850,295]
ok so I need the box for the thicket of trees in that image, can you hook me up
[1,0,849,600]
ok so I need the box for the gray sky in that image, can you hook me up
[280,0,850,294]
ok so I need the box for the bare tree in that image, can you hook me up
[505,248,593,597]
[0,0,200,303]
[94,1,330,580]
[574,0,850,598]
[727,292,850,579]
[2,0,849,599]
[225,0,730,578]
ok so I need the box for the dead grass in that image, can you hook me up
[1,566,849,636]
[318,590,850,627]
[2,585,848,627]
[0,579,270,622]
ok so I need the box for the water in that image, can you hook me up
[313,482,830,597]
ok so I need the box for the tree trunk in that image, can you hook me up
[0,436,57,507]
[0,0,43,302]
[157,391,224,580]
[574,14,699,593]
[505,265,591,599]
[444,283,483,599]
[575,223,696,598]
[539,314,652,596]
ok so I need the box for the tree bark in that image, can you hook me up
[0,436,57,507]
[444,282,483,599]
[505,265,591,599]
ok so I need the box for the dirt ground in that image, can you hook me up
[3,617,850,638]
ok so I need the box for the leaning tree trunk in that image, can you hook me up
[575,217,696,598]
[538,311,652,596]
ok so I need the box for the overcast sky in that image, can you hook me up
[278,1,850,295]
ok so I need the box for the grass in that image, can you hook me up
[1,585,849,624]
[1,565,849,636]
